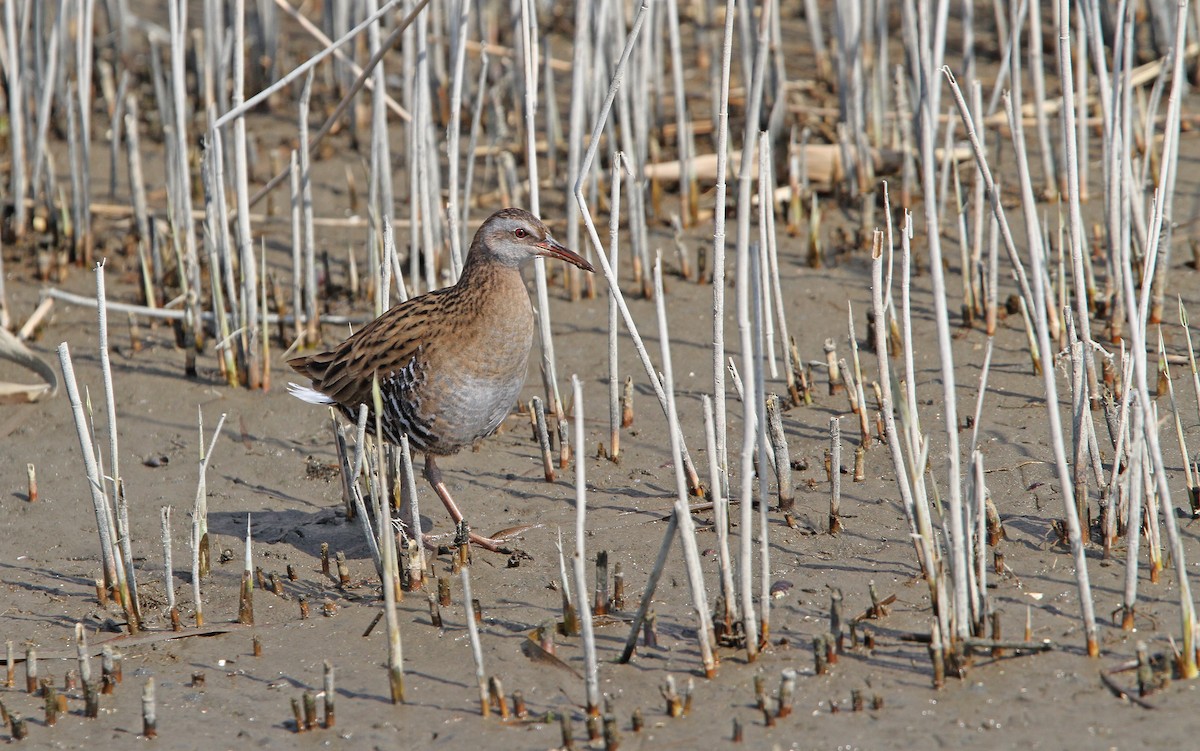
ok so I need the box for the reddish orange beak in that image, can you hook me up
[536,238,595,273]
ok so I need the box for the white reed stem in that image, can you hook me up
[570,376,601,714]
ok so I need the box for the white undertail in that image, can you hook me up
[287,382,335,405]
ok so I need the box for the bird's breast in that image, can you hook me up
[417,274,535,452]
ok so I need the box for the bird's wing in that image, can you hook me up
[287,288,454,410]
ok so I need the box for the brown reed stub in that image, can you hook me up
[929,623,946,690]
[5,641,14,689]
[829,588,844,653]
[302,691,318,730]
[731,716,743,743]
[290,697,305,733]
[10,712,27,740]
[488,676,509,720]
[602,713,620,751]
[593,551,609,616]
[610,563,625,611]
[83,680,100,718]
[320,542,330,577]
[630,708,643,733]
[141,678,157,739]
[25,463,37,502]
[335,551,351,587]
[620,377,634,427]
[24,647,36,694]
[990,612,1004,658]
[660,675,683,718]
[252,635,263,657]
[322,661,335,729]
[512,690,528,719]
[761,702,776,727]
[824,338,842,395]
[776,669,796,718]
[753,672,766,711]
[643,611,659,649]
[532,396,555,482]
[813,636,828,676]
[299,596,310,619]
[427,591,443,628]
[559,714,576,751]
[851,689,864,712]
[239,571,255,626]
[556,416,571,470]
[43,682,59,726]
[765,395,794,511]
[437,577,451,607]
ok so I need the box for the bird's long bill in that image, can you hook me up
[536,238,595,273]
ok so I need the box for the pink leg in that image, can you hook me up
[423,454,514,554]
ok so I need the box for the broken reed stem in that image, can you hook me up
[533,396,556,482]
[871,219,940,629]
[95,261,141,626]
[710,0,738,498]
[608,152,626,462]
[570,376,601,720]
[556,528,579,636]
[75,623,90,685]
[1119,208,1197,674]
[460,566,489,717]
[347,406,383,577]
[751,242,772,649]
[765,395,793,512]
[1030,227,1098,658]
[915,18,969,645]
[57,343,131,631]
[238,516,254,625]
[653,258,717,677]
[731,4,773,657]
[142,678,156,739]
[399,434,425,589]
[192,411,227,627]
[371,376,406,702]
[160,506,180,630]
[829,416,842,534]
[704,395,738,636]
[323,661,335,728]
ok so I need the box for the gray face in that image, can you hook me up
[475,208,595,272]
[480,211,555,267]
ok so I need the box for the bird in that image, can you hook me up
[287,208,595,552]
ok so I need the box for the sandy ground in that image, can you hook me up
[6,179,1200,749]
[6,6,1200,751]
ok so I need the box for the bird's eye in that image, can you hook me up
[514,228,527,238]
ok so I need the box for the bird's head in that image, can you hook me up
[473,208,595,272]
